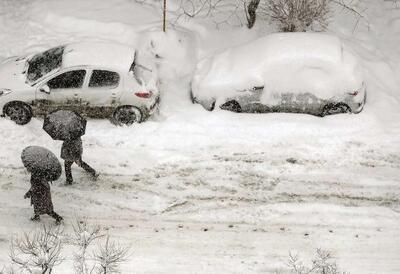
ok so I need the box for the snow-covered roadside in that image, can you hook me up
[0,0,399,273]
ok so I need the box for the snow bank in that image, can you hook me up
[136,28,197,82]
[192,32,364,103]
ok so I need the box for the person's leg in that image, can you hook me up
[76,158,97,177]
[64,160,74,184]
[49,211,63,224]
[31,208,40,221]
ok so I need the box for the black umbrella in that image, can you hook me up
[43,110,87,141]
[21,146,62,181]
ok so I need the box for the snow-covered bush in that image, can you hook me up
[70,219,103,274]
[279,249,348,274]
[8,224,65,274]
[2,220,130,274]
[245,0,370,31]
[261,0,330,32]
[70,219,130,274]
[93,236,130,274]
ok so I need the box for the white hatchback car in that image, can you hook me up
[0,42,159,125]
[191,33,366,116]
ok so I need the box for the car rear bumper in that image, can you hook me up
[140,95,160,120]
[149,95,160,113]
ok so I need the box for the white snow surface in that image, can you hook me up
[192,32,364,102]
[0,0,399,273]
[63,42,136,73]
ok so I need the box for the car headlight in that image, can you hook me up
[0,89,12,96]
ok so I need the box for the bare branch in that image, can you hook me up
[260,0,330,32]
[70,218,104,274]
[9,224,64,274]
[281,249,348,274]
[171,0,247,28]
[93,235,130,274]
[330,0,370,31]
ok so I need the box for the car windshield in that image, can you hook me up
[27,46,64,83]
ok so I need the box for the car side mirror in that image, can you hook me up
[39,84,50,94]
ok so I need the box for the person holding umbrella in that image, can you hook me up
[43,110,98,185]
[22,146,63,224]
[61,136,97,184]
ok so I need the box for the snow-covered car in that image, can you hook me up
[0,42,159,125]
[191,33,366,116]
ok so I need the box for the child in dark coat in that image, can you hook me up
[24,170,62,224]
[61,137,97,184]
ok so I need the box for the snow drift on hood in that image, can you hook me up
[191,32,364,102]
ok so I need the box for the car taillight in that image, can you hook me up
[135,91,153,98]
[348,91,359,96]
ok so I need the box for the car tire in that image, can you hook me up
[321,103,351,117]
[112,106,143,126]
[4,102,32,125]
[220,100,242,113]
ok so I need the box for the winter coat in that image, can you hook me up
[61,137,83,161]
[26,173,54,215]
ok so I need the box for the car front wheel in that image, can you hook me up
[321,103,350,117]
[112,106,143,126]
[220,100,242,113]
[4,103,32,125]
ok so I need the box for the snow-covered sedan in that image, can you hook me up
[191,33,366,116]
[0,42,159,125]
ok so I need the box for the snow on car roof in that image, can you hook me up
[62,42,135,73]
[192,32,363,101]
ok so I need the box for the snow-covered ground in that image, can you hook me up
[0,0,399,273]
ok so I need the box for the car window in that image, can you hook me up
[89,70,119,88]
[47,70,86,90]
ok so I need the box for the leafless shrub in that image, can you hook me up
[253,0,370,32]
[70,219,103,274]
[330,0,369,32]
[283,248,348,274]
[176,0,246,27]
[145,0,246,28]
[9,224,64,274]
[93,235,130,274]
[260,0,330,32]
[2,219,130,273]
[69,219,130,274]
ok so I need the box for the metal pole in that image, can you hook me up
[163,0,167,32]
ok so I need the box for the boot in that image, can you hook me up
[50,212,63,225]
[30,214,40,222]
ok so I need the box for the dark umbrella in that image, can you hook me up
[43,110,87,141]
[21,146,62,181]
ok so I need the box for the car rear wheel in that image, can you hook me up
[220,100,242,113]
[321,103,350,117]
[4,102,32,125]
[112,106,142,126]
